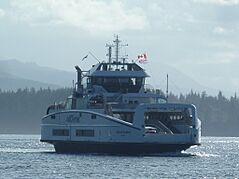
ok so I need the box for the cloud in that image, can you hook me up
[208,41,237,50]
[144,1,198,33]
[0,8,5,17]
[212,26,234,35]
[193,0,239,6]
[195,52,239,65]
[213,26,226,34]
[8,0,148,33]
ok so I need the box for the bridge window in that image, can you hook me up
[91,77,144,93]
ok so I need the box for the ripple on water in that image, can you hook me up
[188,151,220,157]
[0,148,54,153]
[0,135,239,178]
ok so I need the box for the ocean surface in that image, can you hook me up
[0,135,238,178]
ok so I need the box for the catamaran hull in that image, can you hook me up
[42,140,194,154]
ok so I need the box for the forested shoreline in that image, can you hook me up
[0,88,72,134]
[169,91,239,136]
[0,88,238,136]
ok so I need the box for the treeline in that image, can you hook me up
[0,88,72,134]
[0,88,238,136]
[168,91,239,136]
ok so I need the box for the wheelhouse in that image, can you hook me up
[86,62,149,93]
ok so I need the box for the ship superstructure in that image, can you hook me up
[40,36,201,154]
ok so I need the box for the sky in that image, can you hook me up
[0,0,239,96]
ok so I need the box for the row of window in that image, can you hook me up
[52,129,95,137]
[145,112,188,121]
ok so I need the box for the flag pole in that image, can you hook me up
[88,51,101,63]
[166,74,169,100]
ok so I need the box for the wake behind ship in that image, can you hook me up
[40,36,201,154]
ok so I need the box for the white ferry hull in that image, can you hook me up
[41,104,201,154]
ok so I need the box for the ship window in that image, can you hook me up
[100,77,144,93]
[157,98,167,104]
[92,77,103,85]
[52,129,69,136]
[76,129,94,137]
[91,114,96,119]
[127,64,132,71]
[87,78,91,88]
[103,64,107,71]
[119,78,129,84]
[130,78,136,85]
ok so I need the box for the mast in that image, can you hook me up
[107,35,128,67]
[114,35,120,63]
[108,46,112,63]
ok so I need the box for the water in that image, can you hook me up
[0,135,238,178]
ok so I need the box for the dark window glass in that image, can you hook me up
[76,129,95,137]
[52,129,69,136]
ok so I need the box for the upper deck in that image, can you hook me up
[87,62,149,77]
[86,62,149,93]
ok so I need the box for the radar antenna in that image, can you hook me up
[107,35,128,64]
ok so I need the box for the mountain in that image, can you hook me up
[0,58,231,96]
[0,59,75,91]
[145,62,220,96]
[0,73,60,91]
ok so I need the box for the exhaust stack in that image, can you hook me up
[75,65,83,95]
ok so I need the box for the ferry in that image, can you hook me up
[40,36,201,154]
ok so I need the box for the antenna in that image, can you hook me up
[166,74,169,100]
[114,35,120,63]
[112,35,128,63]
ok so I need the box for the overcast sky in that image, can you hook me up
[0,0,239,95]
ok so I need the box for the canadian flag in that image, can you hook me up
[138,53,147,64]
